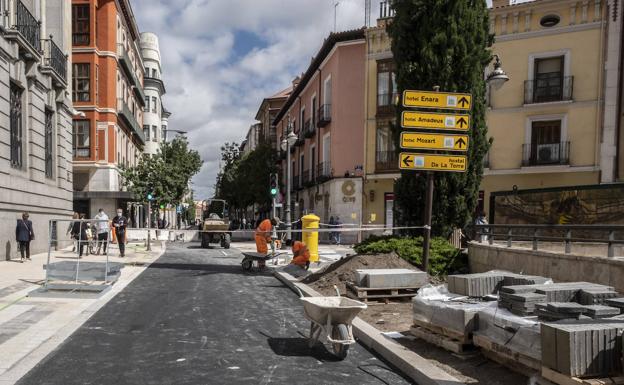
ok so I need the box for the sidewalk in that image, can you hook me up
[0,241,165,384]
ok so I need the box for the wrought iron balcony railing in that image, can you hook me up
[317,104,331,127]
[375,150,398,172]
[15,0,40,52]
[117,98,146,145]
[522,141,570,167]
[304,118,315,138]
[317,161,332,182]
[524,76,573,104]
[43,38,67,84]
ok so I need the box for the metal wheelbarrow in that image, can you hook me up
[296,285,367,359]
[240,252,285,271]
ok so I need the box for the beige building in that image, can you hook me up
[484,0,621,214]
[362,0,624,224]
[362,3,397,229]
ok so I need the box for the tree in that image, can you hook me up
[214,143,276,215]
[121,136,203,209]
[388,0,493,236]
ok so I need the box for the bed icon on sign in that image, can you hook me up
[446,96,457,107]
[415,156,425,167]
[445,116,455,127]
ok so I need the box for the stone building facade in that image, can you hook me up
[0,0,73,259]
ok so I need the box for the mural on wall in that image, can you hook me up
[493,185,624,225]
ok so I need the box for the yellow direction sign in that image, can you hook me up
[401,111,470,131]
[400,132,469,151]
[403,90,472,110]
[399,153,467,172]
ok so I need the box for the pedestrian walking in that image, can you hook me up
[94,208,109,255]
[71,214,88,258]
[475,212,489,242]
[112,208,128,257]
[334,216,342,245]
[15,212,34,262]
[66,212,78,252]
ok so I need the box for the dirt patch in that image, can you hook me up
[302,252,421,296]
[358,302,414,333]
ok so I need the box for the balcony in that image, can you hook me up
[317,104,331,127]
[42,38,67,86]
[4,0,41,58]
[145,75,166,94]
[317,161,332,183]
[291,174,301,191]
[375,150,398,172]
[295,129,305,147]
[524,76,573,104]
[522,142,570,167]
[304,118,315,138]
[117,98,146,145]
[377,93,398,116]
[117,44,146,104]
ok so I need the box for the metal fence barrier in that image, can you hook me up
[471,224,624,258]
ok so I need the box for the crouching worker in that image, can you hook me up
[290,240,310,269]
[255,217,279,268]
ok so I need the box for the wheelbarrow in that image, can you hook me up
[296,286,367,359]
[240,252,285,271]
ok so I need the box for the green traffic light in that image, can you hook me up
[270,188,277,195]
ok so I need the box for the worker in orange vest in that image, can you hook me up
[290,240,310,268]
[255,217,279,268]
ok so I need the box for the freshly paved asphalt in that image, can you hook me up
[18,243,414,385]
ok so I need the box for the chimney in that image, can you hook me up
[492,0,510,8]
[292,76,300,89]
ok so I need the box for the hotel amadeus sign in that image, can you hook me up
[399,89,472,172]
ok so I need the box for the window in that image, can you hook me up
[540,14,560,27]
[72,120,90,158]
[151,96,157,113]
[152,68,157,78]
[377,60,397,108]
[143,124,150,141]
[524,120,568,166]
[72,63,90,102]
[10,83,23,168]
[533,56,563,103]
[72,4,90,45]
[162,125,166,141]
[144,96,150,112]
[375,124,397,171]
[323,76,332,106]
[152,125,157,142]
[95,64,99,104]
[45,110,54,178]
[311,96,317,126]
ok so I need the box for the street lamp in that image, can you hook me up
[163,129,188,141]
[486,54,509,89]
[280,119,298,244]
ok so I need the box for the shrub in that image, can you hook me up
[353,235,466,277]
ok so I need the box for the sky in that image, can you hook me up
[131,0,528,200]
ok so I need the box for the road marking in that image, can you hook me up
[176,358,186,362]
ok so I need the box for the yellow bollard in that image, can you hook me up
[301,214,320,263]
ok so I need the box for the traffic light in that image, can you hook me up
[147,185,154,201]
[270,173,278,197]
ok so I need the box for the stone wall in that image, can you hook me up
[468,242,624,294]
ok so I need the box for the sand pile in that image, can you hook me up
[302,252,422,296]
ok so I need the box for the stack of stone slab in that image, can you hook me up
[606,298,624,314]
[354,268,428,288]
[447,272,550,298]
[412,295,491,340]
[578,288,621,305]
[498,291,547,316]
[535,302,589,321]
[541,322,624,377]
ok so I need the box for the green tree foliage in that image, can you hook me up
[214,143,276,212]
[121,137,202,208]
[388,0,493,236]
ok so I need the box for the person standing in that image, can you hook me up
[334,216,342,245]
[112,208,128,257]
[71,214,88,258]
[15,212,34,262]
[66,212,79,252]
[255,217,279,268]
[94,208,109,255]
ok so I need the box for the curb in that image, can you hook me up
[274,270,465,385]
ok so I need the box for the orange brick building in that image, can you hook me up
[71,0,146,218]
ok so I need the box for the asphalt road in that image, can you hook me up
[18,243,414,385]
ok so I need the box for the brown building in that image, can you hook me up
[71,0,146,217]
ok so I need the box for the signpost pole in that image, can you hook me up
[147,200,152,252]
[422,171,434,272]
